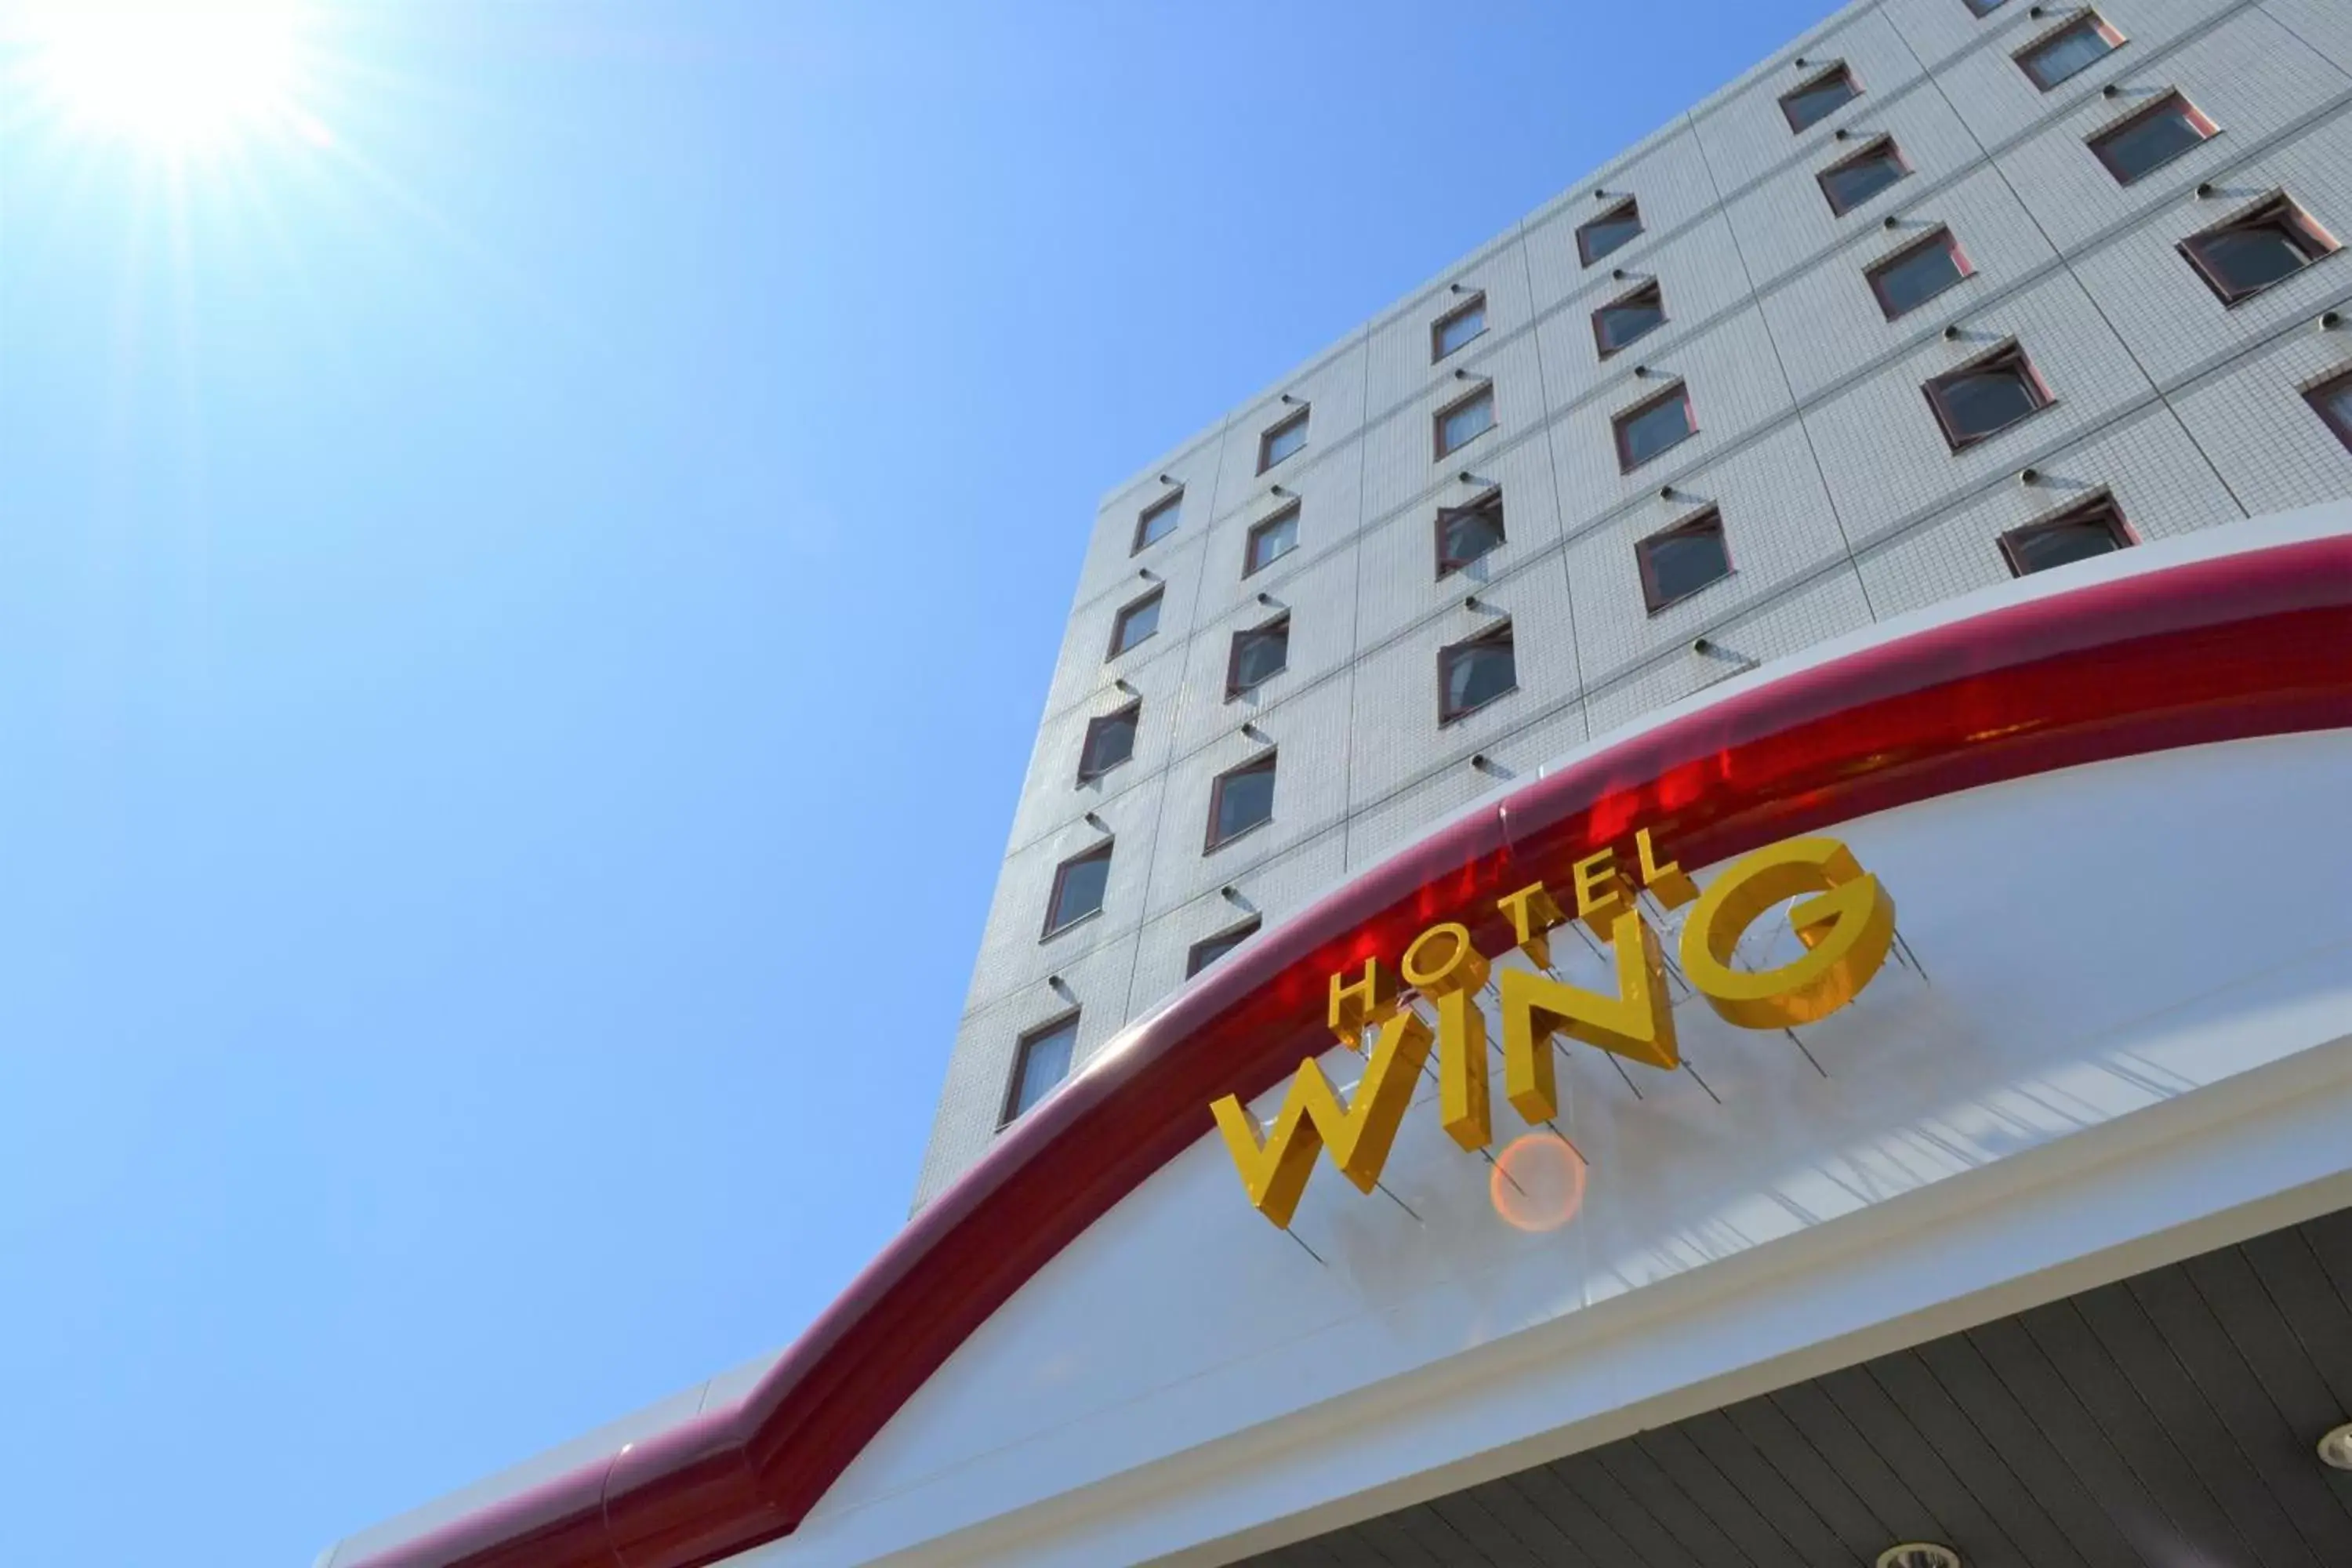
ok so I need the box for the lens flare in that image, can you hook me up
[25,1,313,153]
[1490,1131,1588,1232]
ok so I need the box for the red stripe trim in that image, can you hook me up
[348,534,2352,1568]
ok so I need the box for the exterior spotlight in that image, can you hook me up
[1633,363,1651,378]
[2103,84,2121,98]
[1454,367,1472,379]
[1219,884,1243,902]
[1835,128,1852,141]
[2195,182,2215,198]
[1083,812,1108,832]
[1593,188,1610,201]
[1659,484,1678,500]
[1943,325,1963,341]
[1269,484,1290,497]
[1457,470,1476,484]
[1877,1548,1960,1568]
[2029,5,2045,16]
[1255,591,1276,607]
[1159,472,1174,485]
[1450,281,1468,293]
[1469,753,1492,771]
[2322,310,2342,331]
[1463,594,1485,612]
[1884,214,1902,230]
[1113,677,1138,695]
[1612,267,1629,281]
[1137,567,1156,580]
[1279,392,1298,404]
[1693,636,1715,655]
[2020,466,2041,485]
[2319,1423,2352,1470]
[1794,56,1809,68]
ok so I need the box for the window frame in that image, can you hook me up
[1435,489,1507,579]
[1131,489,1182,554]
[2306,370,2352,451]
[1000,1011,1080,1127]
[1042,841,1113,938]
[1257,407,1310,473]
[1865,226,1974,320]
[1204,751,1278,852]
[1635,506,1733,615]
[1612,380,1697,473]
[1577,198,1644,268]
[1780,61,1861,134]
[1998,494,2136,578]
[1433,383,1497,459]
[1431,292,1488,361]
[1076,702,1141,783]
[1817,136,1911,216]
[1592,280,1667,359]
[2087,91,2217,187]
[1186,917,1262,978]
[1224,614,1291,700]
[2013,11,2126,93]
[1922,339,2054,451]
[1437,621,1518,724]
[2177,194,2340,307]
[1243,502,1301,577]
[1106,586,1164,659]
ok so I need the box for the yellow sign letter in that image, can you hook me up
[1500,906,1679,1123]
[1211,1009,1436,1229]
[1678,837,1896,1029]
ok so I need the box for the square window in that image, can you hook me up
[1439,622,1516,722]
[1131,489,1181,553]
[1964,0,2010,14]
[1866,227,1973,319]
[1003,1014,1078,1125]
[1244,504,1299,576]
[1922,341,2053,449]
[1044,843,1112,937]
[1780,64,1861,133]
[2179,195,2339,305]
[1818,136,1911,216]
[2016,13,2125,92]
[1076,702,1139,782]
[2307,372,2352,451]
[1207,753,1277,850]
[1999,495,2135,577]
[1577,198,1643,267]
[1636,508,1732,613]
[1593,281,1666,358]
[1258,407,1309,472]
[1432,293,1487,360]
[1187,918,1261,978]
[1434,384,1496,458]
[1108,588,1163,658]
[2089,92,2216,186]
[1436,491,1506,578]
[1613,382,1696,471]
[1226,616,1290,698]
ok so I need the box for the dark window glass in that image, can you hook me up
[1781,65,1860,133]
[1637,510,1731,612]
[1108,589,1161,657]
[1436,493,1507,577]
[1226,618,1290,697]
[2180,198,2339,304]
[1433,295,1486,359]
[2001,498,2134,576]
[1244,506,1298,575]
[1613,384,1696,471]
[1187,919,1261,978]
[1004,1015,1077,1123]
[2089,93,2216,185]
[1045,844,1111,935]
[2307,375,2352,451]
[1593,282,1666,357]
[1924,343,2052,448]
[1577,198,1643,267]
[1132,491,1181,552]
[1965,0,2011,14]
[1077,704,1138,781]
[2016,14,2124,91]
[1259,408,1308,470]
[1436,387,1495,456]
[1818,138,1910,215]
[1207,754,1276,848]
[1439,624,1516,720]
[1867,228,1973,319]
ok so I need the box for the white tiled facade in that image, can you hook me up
[916,0,2352,1205]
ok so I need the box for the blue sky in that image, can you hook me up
[0,3,1835,1561]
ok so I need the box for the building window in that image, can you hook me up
[1613,382,1697,471]
[1578,198,1643,267]
[1108,588,1163,658]
[1436,491,1506,577]
[1207,753,1277,850]
[1923,341,2053,449]
[1434,384,1496,458]
[1636,508,1732,612]
[1258,407,1309,472]
[1867,227,1973,320]
[1432,293,1487,360]
[2307,372,2352,450]
[1818,136,1911,216]
[2000,495,2135,577]
[1593,281,1666,358]
[1244,504,1299,576]
[1044,843,1112,936]
[1964,0,2011,14]
[1131,490,1181,553]
[2089,92,2216,185]
[1003,1014,1078,1124]
[1187,918,1261,978]
[1439,622,1516,721]
[2179,196,2339,305]
[1780,63,1860,133]
[2016,13,2125,92]
[1076,703,1139,782]
[1225,616,1290,698]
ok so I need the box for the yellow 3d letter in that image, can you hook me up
[1327,955,1400,1051]
[1212,1008,1436,1229]
[1678,836,1896,1029]
[1500,906,1678,1123]
[1400,922,1493,1151]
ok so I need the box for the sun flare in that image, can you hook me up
[24,1,315,153]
